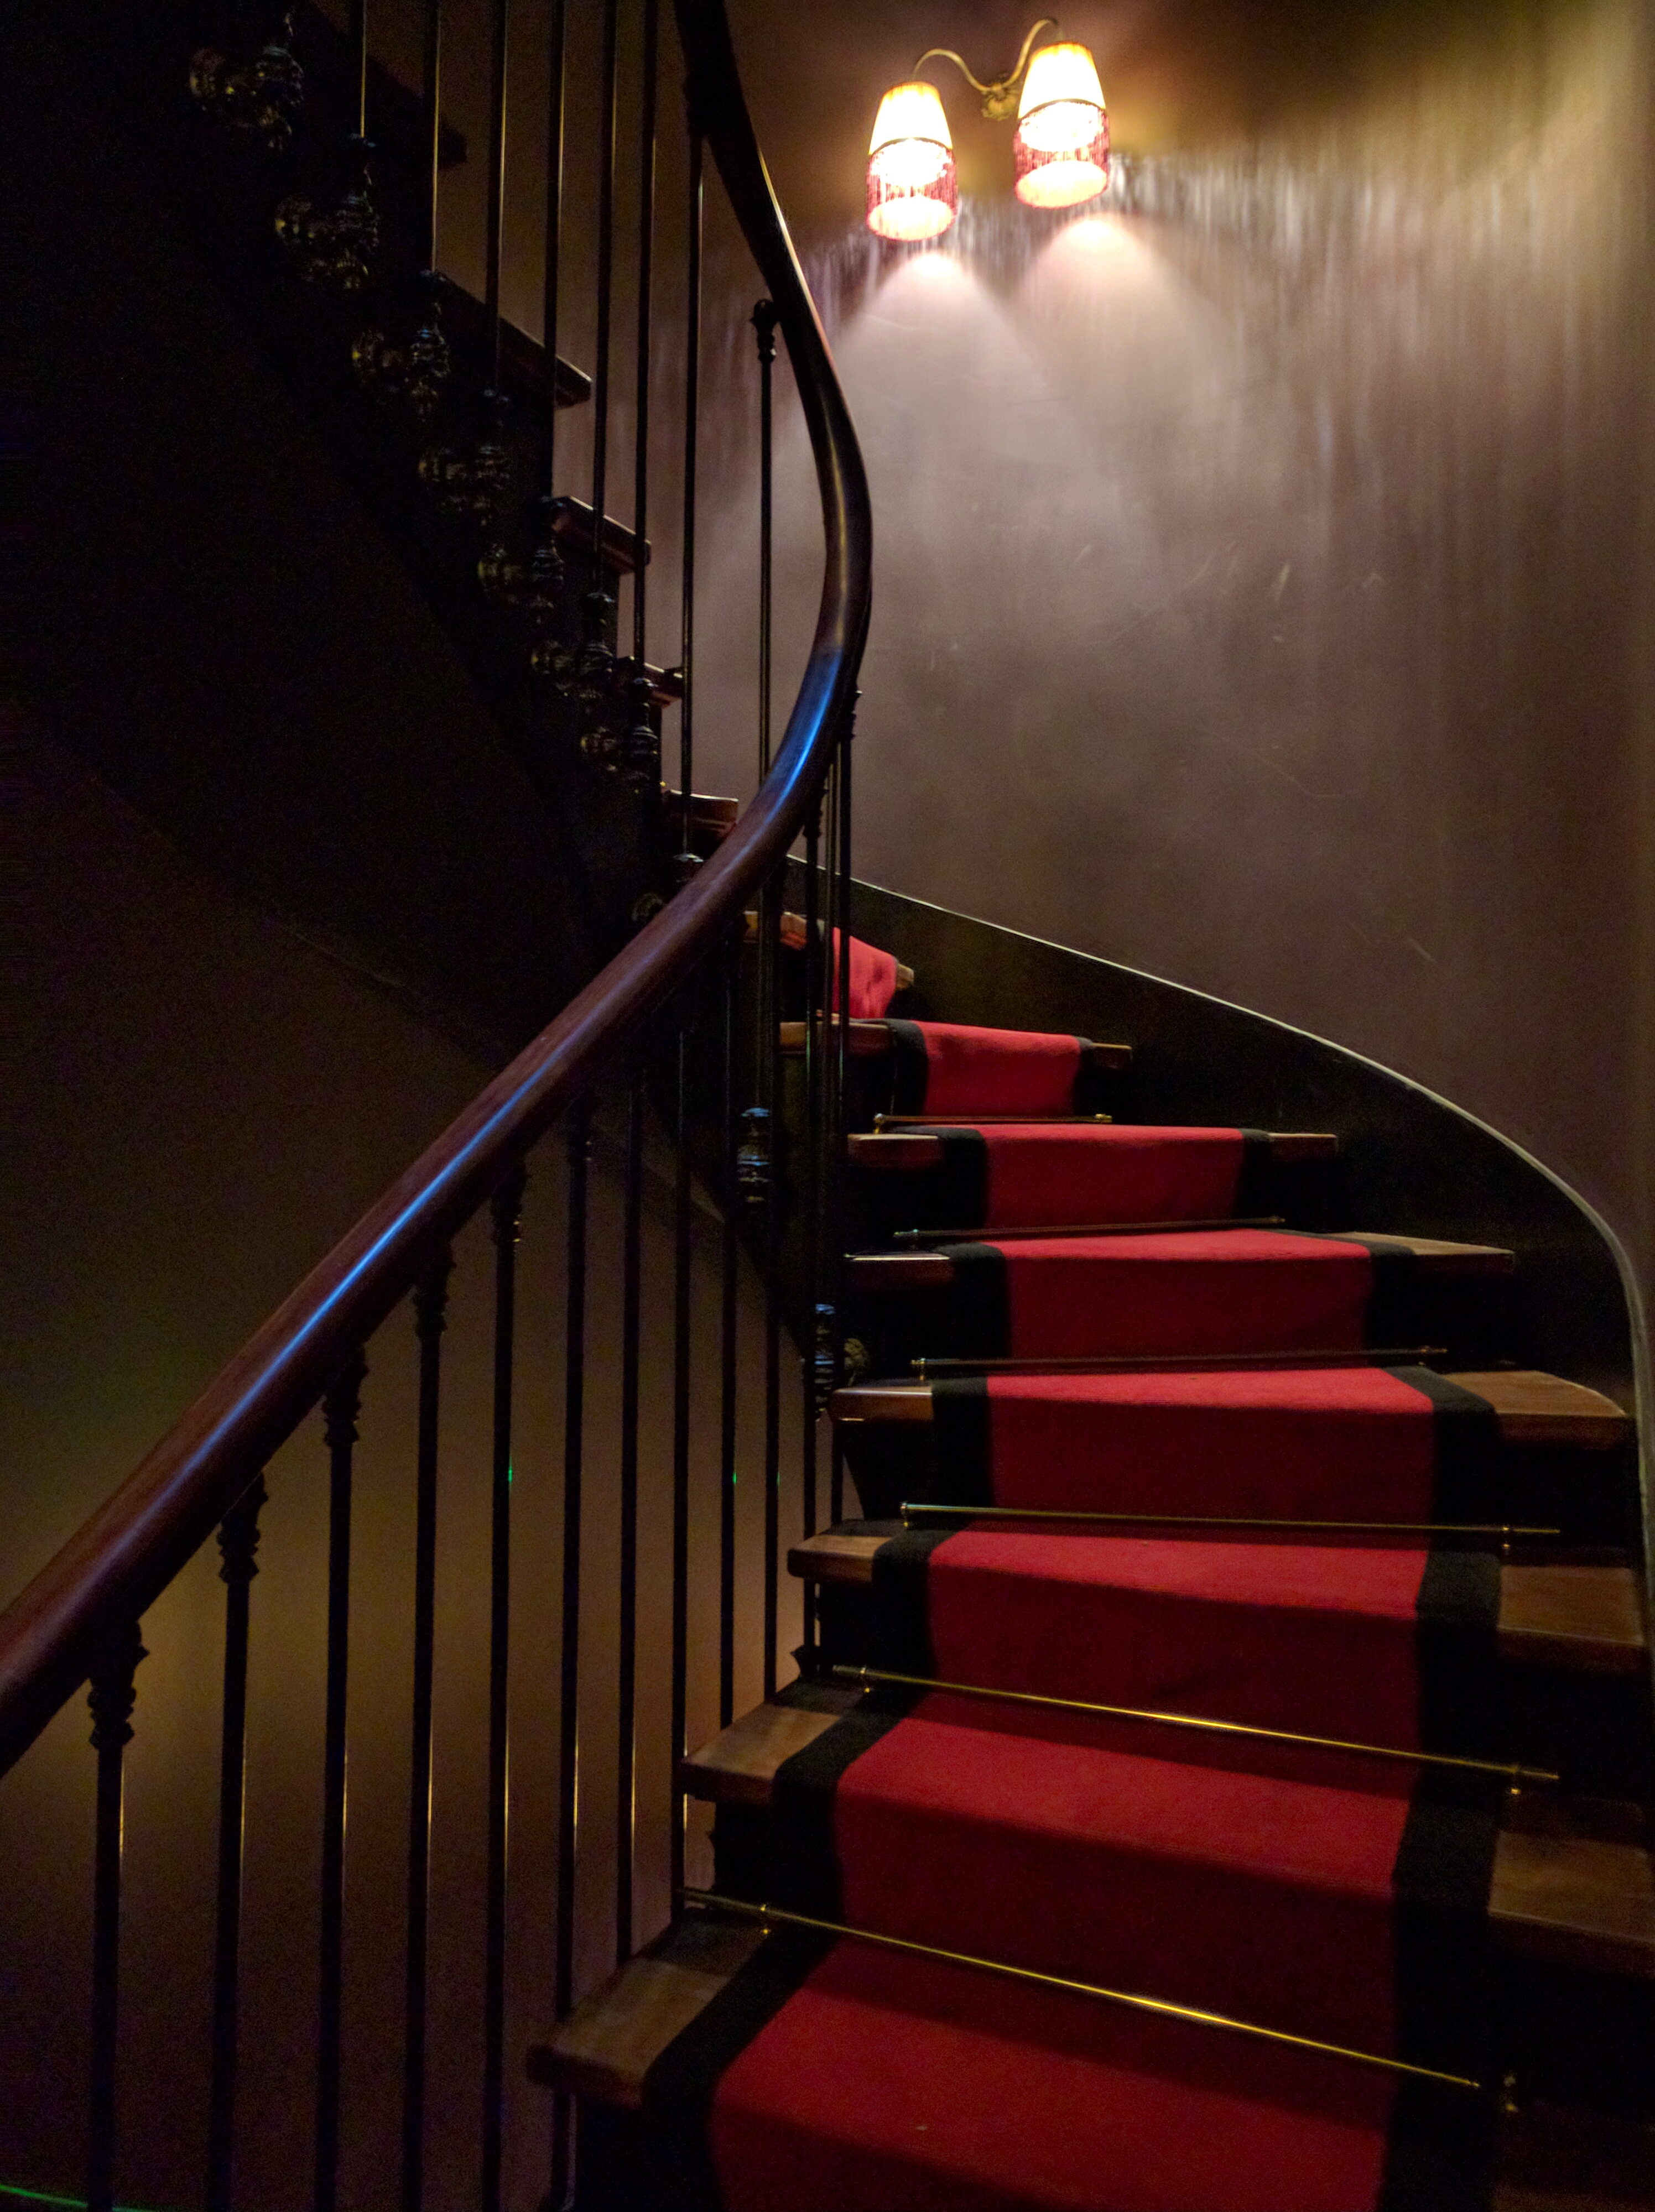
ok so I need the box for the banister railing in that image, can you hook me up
[0,1,868,2203]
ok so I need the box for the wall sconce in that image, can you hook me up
[866,19,1108,241]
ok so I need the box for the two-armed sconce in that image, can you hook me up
[866,18,1108,241]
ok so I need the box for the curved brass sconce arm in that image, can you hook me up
[914,18,1057,121]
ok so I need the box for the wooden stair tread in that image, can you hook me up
[527,1917,766,2105]
[828,1371,1631,1450]
[680,1700,1655,1979]
[662,787,739,832]
[787,1535,1644,1670]
[849,1129,1338,1170]
[778,1019,1132,1070]
[679,1688,859,1806]
[1490,1831,1655,1977]
[1499,1565,1646,1672]
[848,1230,1515,1291]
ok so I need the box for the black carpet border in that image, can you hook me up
[1392,1368,1505,1524]
[1232,1127,1279,1217]
[638,1922,838,2211]
[928,1375,993,1505]
[938,1240,1011,1357]
[930,1127,989,1227]
[884,1018,929,1114]
[768,1697,918,1920]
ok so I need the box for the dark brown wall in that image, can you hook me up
[688,0,1655,1339]
[0,730,799,2205]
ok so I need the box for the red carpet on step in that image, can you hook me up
[830,929,901,1018]
[709,1939,1409,2212]
[892,1021,1084,1116]
[835,1696,1420,2052]
[957,1123,1248,1228]
[908,1369,1504,1533]
[918,1531,1446,1744]
[954,1228,1375,1358]
[944,1365,1452,1519]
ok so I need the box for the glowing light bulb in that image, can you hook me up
[1013,42,1108,210]
[866,80,958,242]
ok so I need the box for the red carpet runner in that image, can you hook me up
[937,1227,1411,1361]
[901,1122,1259,1230]
[886,1020,1086,1117]
[643,1014,1497,2209]
[926,1365,1503,1524]
[830,928,902,1018]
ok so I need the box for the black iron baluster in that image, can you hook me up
[799,797,823,1644]
[624,0,659,773]
[482,0,511,400]
[348,0,367,137]
[670,1024,692,1906]
[719,938,739,1727]
[615,1081,643,1964]
[421,0,443,276]
[315,1349,366,2212]
[402,1248,452,2212]
[753,299,777,779]
[830,731,855,1526]
[678,129,702,864]
[762,876,783,1702]
[586,0,619,662]
[206,1475,268,2212]
[551,1105,590,2206]
[85,1619,145,2212]
[823,757,846,1527]
[753,301,783,1695]
[482,1170,525,2212]
[540,0,565,491]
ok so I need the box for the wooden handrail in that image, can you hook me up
[0,0,872,1777]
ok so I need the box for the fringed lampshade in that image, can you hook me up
[866,80,959,241]
[1013,42,1108,209]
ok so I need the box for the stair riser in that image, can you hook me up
[834,1422,1637,1546]
[848,1147,1344,1247]
[802,1587,1652,1798]
[847,1268,1515,1374]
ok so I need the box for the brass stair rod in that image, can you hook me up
[873,1114,1114,1126]
[832,1665,1559,1790]
[893,1215,1284,1244]
[912,1347,1448,1376]
[899,1500,1560,1542]
[679,1888,1483,2093]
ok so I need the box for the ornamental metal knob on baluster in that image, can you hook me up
[189,16,305,153]
[813,1303,840,1413]
[478,534,559,608]
[353,274,452,423]
[419,395,516,528]
[575,589,616,695]
[275,138,380,290]
[622,669,659,787]
[87,1620,147,1754]
[736,1105,771,1204]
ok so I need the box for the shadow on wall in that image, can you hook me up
[691,0,1655,1319]
[0,734,802,2209]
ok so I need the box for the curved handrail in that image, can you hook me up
[0,0,872,1775]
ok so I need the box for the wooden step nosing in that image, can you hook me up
[828,1371,1631,1451]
